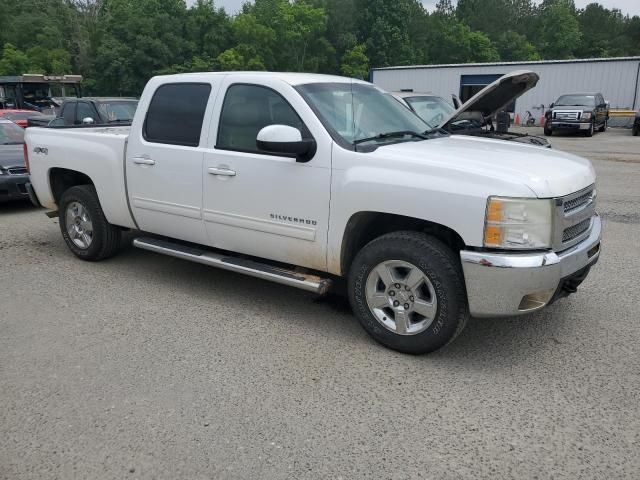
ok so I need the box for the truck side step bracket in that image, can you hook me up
[132,236,332,295]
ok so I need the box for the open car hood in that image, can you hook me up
[440,70,539,129]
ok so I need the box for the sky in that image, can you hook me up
[197,0,640,16]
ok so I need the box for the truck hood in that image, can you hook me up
[441,70,539,129]
[0,144,25,169]
[372,135,595,198]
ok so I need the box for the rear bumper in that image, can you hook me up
[460,214,602,317]
[549,121,591,131]
[0,174,30,202]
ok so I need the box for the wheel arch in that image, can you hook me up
[49,167,95,204]
[339,211,466,276]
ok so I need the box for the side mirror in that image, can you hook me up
[82,116,95,125]
[256,125,315,162]
[451,94,461,109]
[550,103,555,108]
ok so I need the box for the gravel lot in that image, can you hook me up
[1,128,639,479]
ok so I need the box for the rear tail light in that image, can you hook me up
[23,143,30,174]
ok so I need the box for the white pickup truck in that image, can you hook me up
[25,72,601,354]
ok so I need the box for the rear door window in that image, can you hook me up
[144,83,212,147]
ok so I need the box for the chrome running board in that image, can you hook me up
[133,236,331,295]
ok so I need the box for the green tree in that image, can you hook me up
[575,3,627,58]
[495,31,541,61]
[0,44,30,75]
[217,45,267,70]
[93,0,192,95]
[355,0,426,67]
[536,0,582,59]
[428,13,500,64]
[456,0,536,40]
[340,44,369,78]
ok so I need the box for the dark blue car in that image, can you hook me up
[0,119,29,202]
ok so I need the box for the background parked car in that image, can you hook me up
[54,98,138,126]
[0,119,29,203]
[393,71,550,148]
[0,109,47,128]
[544,93,609,137]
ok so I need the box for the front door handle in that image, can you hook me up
[132,156,155,165]
[208,167,236,177]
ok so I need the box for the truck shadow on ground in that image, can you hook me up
[111,237,574,366]
[0,200,41,215]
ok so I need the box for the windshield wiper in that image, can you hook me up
[353,130,428,145]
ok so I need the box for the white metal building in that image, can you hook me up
[371,57,640,123]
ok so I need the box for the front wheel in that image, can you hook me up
[348,231,469,354]
[59,185,121,261]
[585,121,594,137]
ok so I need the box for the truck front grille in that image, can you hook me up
[554,111,580,120]
[564,189,593,213]
[562,218,592,243]
[7,167,28,175]
[553,185,596,251]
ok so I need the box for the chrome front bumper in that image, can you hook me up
[460,215,602,317]
[550,121,591,130]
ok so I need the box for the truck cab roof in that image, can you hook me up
[151,71,369,87]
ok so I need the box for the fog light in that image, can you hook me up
[518,289,556,311]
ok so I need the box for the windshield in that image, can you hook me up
[555,95,596,107]
[404,96,455,127]
[96,100,138,122]
[0,121,25,144]
[296,83,432,147]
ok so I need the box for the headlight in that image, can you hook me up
[484,197,553,249]
[582,112,592,120]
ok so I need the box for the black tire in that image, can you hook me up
[59,185,121,261]
[544,125,552,136]
[348,231,469,354]
[633,126,638,137]
[598,119,607,132]
[585,121,594,137]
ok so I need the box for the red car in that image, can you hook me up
[0,109,45,128]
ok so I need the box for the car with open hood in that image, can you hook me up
[393,70,549,148]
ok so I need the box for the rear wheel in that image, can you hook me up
[59,185,121,261]
[348,231,468,354]
[599,119,607,132]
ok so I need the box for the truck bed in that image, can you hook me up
[25,126,136,228]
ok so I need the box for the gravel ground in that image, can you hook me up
[1,128,639,479]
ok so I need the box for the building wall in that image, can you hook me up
[371,59,640,124]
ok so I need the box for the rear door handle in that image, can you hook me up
[132,156,155,165]
[208,167,236,177]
